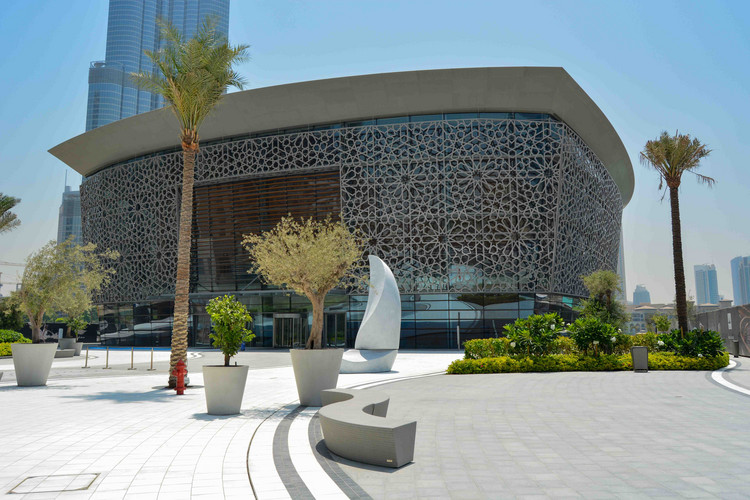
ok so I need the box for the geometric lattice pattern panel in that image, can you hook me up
[81,116,622,303]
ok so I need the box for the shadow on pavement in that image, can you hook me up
[59,389,178,403]
[317,440,410,473]
[190,407,278,421]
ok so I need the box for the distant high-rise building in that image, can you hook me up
[633,284,651,306]
[731,256,750,306]
[57,186,82,245]
[694,264,720,305]
[86,0,230,131]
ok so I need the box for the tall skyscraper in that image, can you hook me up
[57,186,82,245]
[694,264,720,305]
[731,256,750,306]
[633,284,651,306]
[86,0,230,131]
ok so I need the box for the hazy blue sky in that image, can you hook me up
[0,0,748,303]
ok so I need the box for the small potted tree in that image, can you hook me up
[11,239,118,386]
[243,216,362,406]
[57,315,88,355]
[203,295,255,415]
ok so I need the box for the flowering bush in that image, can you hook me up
[503,313,563,356]
[568,316,617,355]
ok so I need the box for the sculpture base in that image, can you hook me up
[340,349,397,373]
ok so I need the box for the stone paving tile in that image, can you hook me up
[333,367,750,499]
[0,350,462,499]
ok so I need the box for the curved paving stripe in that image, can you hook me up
[710,359,750,397]
[245,352,461,498]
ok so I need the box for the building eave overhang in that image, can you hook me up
[50,67,635,205]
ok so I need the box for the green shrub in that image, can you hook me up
[629,332,665,352]
[647,352,728,370]
[568,316,617,355]
[446,352,729,374]
[205,295,255,366]
[464,338,512,359]
[0,330,27,343]
[0,335,31,356]
[661,329,725,357]
[552,336,577,355]
[503,313,563,356]
[448,354,627,374]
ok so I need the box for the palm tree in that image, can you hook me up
[132,19,248,387]
[0,193,20,233]
[640,131,713,335]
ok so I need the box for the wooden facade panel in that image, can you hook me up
[192,170,341,292]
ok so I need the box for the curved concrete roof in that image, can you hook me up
[50,67,634,204]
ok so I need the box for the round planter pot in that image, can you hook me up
[290,348,344,406]
[12,343,58,387]
[58,338,76,350]
[203,365,250,415]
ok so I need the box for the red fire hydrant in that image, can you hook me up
[172,359,187,395]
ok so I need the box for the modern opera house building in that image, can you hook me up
[50,67,634,349]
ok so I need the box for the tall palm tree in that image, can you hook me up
[640,131,713,334]
[0,193,20,233]
[132,19,248,387]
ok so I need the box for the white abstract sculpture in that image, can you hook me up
[340,255,401,373]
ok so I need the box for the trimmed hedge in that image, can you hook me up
[0,330,26,343]
[447,352,729,374]
[465,332,722,358]
[0,340,31,357]
[464,337,577,359]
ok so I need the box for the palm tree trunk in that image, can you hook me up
[306,294,325,349]
[668,185,689,335]
[169,147,196,387]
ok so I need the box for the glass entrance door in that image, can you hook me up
[324,313,347,347]
[273,314,305,348]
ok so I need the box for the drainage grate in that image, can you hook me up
[9,473,100,494]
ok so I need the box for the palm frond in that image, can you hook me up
[640,130,713,190]
[0,193,21,233]
[130,16,249,146]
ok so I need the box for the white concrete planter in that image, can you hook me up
[290,348,343,406]
[73,342,84,356]
[203,365,249,415]
[58,338,76,350]
[12,343,57,387]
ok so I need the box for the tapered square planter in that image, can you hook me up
[203,365,249,415]
[290,348,344,406]
[59,338,84,356]
[12,343,57,386]
[58,338,76,350]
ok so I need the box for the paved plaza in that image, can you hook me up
[1,350,749,499]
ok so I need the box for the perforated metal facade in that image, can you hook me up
[81,114,622,308]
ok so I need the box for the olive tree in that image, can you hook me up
[578,269,629,329]
[11,239,118,342]
[242,217,362,349]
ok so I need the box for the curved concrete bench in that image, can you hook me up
[319,388,416,468]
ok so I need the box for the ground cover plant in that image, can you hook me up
[453,315,728,374]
